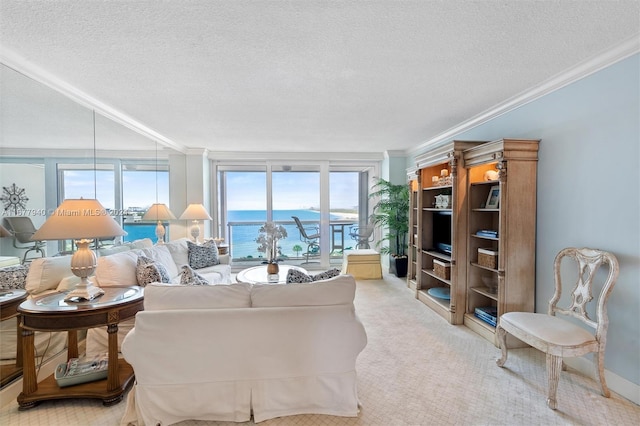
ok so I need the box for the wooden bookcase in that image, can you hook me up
[409,141,484,324]
[462,138,539,346]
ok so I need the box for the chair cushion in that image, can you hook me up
[344,249,380,262]
[499,312,596,347]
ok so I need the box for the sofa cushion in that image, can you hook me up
[25,255,73,295]
[251,274,356,307]
[187,240,219,269]
[143,282,252,310]
[180,265,209,285]
[286,267,341,283]
[142,245,179,279]
[164,238,190,269]
[0,264,30,290]
[95,250,141,287]
[136,256,171,286]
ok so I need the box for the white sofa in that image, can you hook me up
[120,274,367,425]
[86,237,231,355]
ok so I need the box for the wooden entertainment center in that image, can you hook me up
[408,139,539,346]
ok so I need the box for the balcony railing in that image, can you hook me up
[226,218,358,262]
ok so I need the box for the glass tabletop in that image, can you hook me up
[236,265,307,285]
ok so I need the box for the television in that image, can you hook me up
[432,211,452,255]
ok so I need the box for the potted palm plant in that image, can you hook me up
[369,177,410,277]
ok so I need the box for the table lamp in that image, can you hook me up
[179,203,211,243]
[31,198,127,301]
[142,203,176,244]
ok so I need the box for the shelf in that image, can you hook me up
[471,234,499,241]
[417,289,450,309]
[470,181,497,187]
[470,286,498,301]
[423,250,451,262]
[423,269,451,286]
[472,208,499,212]
[423,208,452,212]
[470,262,498,272]
[423,185,452,191]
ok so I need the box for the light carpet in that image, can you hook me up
[1,274,638,425]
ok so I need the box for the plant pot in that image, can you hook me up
[390,255,408,278]
[267,262,279,274]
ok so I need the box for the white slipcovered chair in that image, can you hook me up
[496,247,619,409]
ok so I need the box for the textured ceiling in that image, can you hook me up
[1,0,639,155]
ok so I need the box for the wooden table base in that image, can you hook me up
[17,359,134,410]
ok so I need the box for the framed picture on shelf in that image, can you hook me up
[485,185,500,208]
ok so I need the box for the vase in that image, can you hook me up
[267,262,279,274]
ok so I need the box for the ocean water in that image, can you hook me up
[228,209,353,259]
[124,209,357,259]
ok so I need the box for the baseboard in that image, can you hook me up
[564,357,640,405]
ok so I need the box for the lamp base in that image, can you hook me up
[64,278,105,301]
[155,221,166,245]
[190,221,201,243]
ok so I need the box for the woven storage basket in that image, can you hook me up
[478,248,497,269]
[433,259,451,280]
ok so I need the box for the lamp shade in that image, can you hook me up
[31,198,127,241]
[142,203,176,221]
[179,204,212,221]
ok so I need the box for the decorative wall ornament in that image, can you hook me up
[1,183,29,214]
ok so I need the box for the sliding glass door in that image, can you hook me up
[217,162,377,269]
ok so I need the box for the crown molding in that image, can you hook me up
[410,34,640,156]
[0,48,187,154]
[208,151,384,162]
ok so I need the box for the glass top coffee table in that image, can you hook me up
[236,264,307,285]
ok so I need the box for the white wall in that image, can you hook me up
[407,54,640,398]
[0,163,48,257]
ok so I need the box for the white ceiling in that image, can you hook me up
[1,0,639,156]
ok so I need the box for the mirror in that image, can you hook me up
[0,63,178,388]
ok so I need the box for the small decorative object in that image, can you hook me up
[485,185,500,209]
[435,194,451,209]
[478,248,498,269]
[267,262,279,275]
[1,183,29,214]
[484,169,499,181]
[256,221,288,264]
[433,259,451,280]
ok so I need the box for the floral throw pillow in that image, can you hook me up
[0,264,30,290]
[187,240,219,269]
[180,264,209,285]
[286,268,341,284]
[136,255,171,287]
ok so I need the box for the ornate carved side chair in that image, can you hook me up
[496,247,619,409]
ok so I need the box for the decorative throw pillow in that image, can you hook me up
[286,268,342,284]
[187,240,219,269]
[0,264,30,290]
[311,268,341,281]
[136,255,171,287]
[286,268,313,283]
[180,264,209,286]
